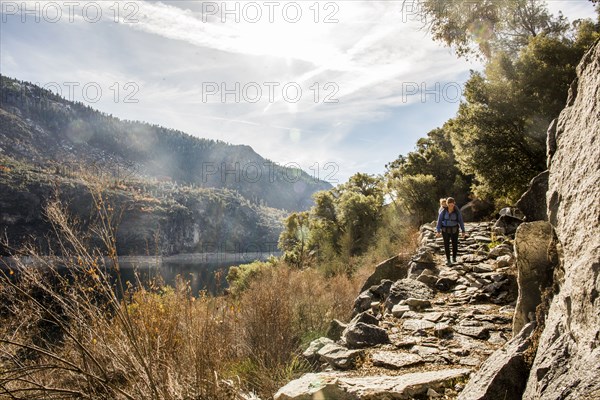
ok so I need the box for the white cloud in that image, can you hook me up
[1,0,596,183]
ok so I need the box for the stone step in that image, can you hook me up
[274,368,472,400]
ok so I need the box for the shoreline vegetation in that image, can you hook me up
[0,252,282,269]
[0,177,418,399]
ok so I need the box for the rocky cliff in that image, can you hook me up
[460,39,600,400]
[519,39,600,399]
[0,156,284,256]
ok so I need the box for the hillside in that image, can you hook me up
[0,75,331,212]
[0,154,286,256]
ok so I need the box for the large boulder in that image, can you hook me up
[512,221,556,336]
[516,170,549,222]
[458,322,536,400]
[342,322,390,349]
[317,343,365,370]
[385,278,435,310]
[460,199,495,222]
[493,215,523,236]
[359,255,408,293]
[522,40,600,400]
[274,369,472,400]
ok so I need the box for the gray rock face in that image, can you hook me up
[512,221,556,335]
[522,41,600,400]
[546,118,557,167]
[493,215,523,236]
[516,170,549,222]
[317,343,365,370]
[385,279,434,310]
[360,255,408,293]
[274,369,472,400]
[342,322,390,349]
[458,322,536,400]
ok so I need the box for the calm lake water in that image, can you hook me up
[118,252,278,295]
[1,252,279,296]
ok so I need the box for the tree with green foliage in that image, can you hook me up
[446,21,599,202]
[388,174,439,225]
[333,173,385,256]
[278,211,311,267]
[278,173,385,268]
[415,0,569,59]
[385,128,472,221]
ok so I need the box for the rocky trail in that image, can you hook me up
[274,39,600,400]
[275,221,521,399]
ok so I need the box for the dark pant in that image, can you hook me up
[442,231,459,260]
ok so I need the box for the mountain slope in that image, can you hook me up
[0,154,286,256]
[0,75,331,211]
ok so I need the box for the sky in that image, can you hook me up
[1,0,597,184]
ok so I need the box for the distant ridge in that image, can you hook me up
[0,75,332,211]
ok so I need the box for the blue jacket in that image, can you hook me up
[436,207,465,233]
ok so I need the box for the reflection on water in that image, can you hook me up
[115,252,277,295]
[117,260,227,295]
[2,252,278,296]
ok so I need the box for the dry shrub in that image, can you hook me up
[0,178,364,399]
[232,265,361,396]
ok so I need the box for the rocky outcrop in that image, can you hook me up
[516,171,549,222]
[512,222,556,336]
[521,40,600,400]
[458,322,536,400]
[0,165,284,256]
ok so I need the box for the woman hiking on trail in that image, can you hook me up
[435,197,467,266]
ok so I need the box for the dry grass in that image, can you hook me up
[0,180,363,399]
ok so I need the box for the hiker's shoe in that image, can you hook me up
[452,257,458,263]
[446,259,452,266]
